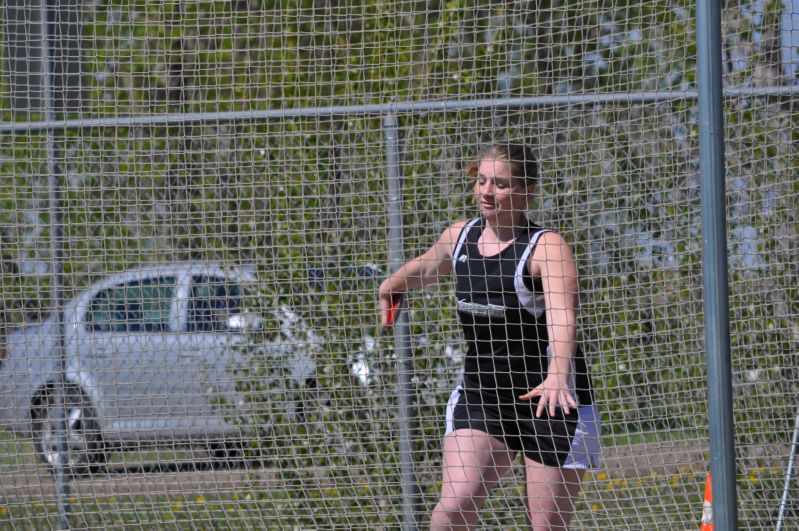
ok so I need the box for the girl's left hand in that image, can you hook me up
[518,375,577,418]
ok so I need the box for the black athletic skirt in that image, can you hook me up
[448,387,581,468]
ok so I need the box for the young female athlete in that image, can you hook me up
[378,142,600,530]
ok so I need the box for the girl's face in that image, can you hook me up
[473,158,532,222]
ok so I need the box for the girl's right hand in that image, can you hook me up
[378,282,403,327]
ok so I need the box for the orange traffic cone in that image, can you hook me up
[700,472,713,530]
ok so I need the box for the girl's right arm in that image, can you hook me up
[378,220,467,326]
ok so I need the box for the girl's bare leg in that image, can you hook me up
[523,458,584,530]
[430,429,515,530]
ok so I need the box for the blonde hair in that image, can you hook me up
[467,143,539,187]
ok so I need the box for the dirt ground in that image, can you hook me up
[0,439,789,506]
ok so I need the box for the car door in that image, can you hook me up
[78,274,190,435]
[173,274,247,428]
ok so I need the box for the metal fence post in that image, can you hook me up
[41,2,71,528]
[48,136,70,531]
[776,408,799,531]
[696,0,738,529]
[383,112,421,530]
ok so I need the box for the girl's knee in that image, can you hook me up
[430,498,479,529]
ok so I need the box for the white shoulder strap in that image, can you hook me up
[516,228,551,274]
[514,228,551,317]
[451,218,481,270]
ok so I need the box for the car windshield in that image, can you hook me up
[88,277,176,333]
[187,276,243,332]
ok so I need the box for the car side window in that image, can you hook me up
[187,276,243,332]
[88,277,176,333]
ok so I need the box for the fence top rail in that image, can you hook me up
[1,86,797,134]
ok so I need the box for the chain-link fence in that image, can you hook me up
[0,0,797,529]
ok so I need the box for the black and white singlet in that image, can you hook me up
[447,217,597,467]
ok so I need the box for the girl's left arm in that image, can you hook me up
[518,231,580,418]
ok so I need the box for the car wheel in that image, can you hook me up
[30,385,106,476]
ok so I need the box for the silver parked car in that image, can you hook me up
[0,262,290,474]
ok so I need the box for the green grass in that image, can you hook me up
[0,427,33,469]
[601,427,709,447]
